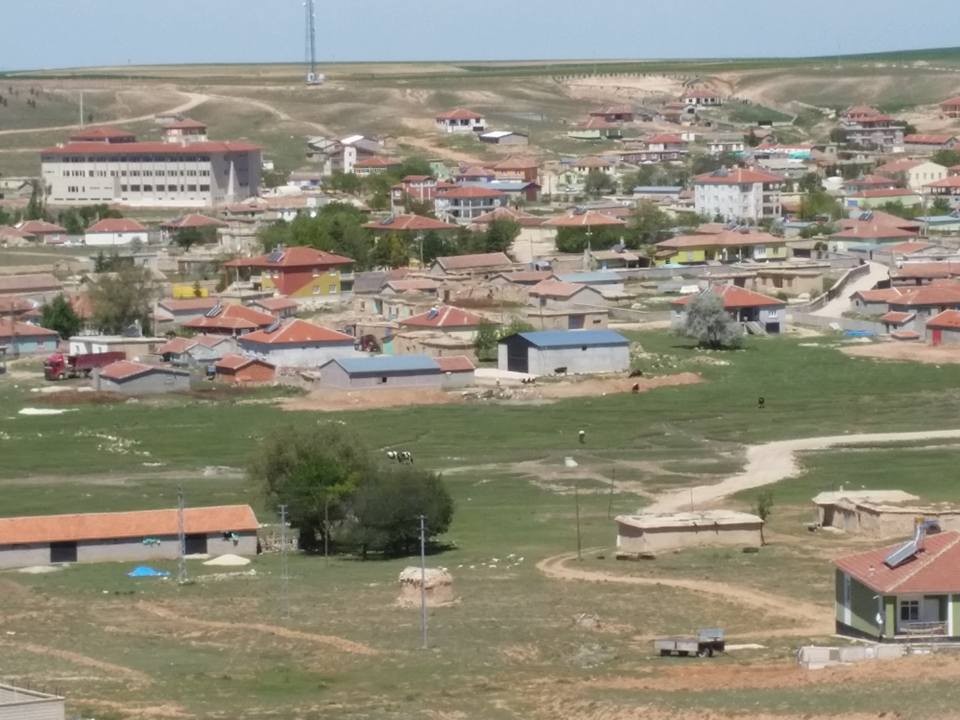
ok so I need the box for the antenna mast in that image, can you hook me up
[177,485,187,585]
[304,0,323,85]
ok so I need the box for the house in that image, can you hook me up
[0,319,59,355]
[834,528,960,641]
[874,159,947,191]
[661,101,698,125]
[497,329,629,375]
[925,309,960,346]
[95,360,190,394]
[843,174,897,195]
[162,118,209,143]
[306,134,387,175]
[923,176,960,210]
[389,175,439,209]
[527,280,609,330]
[318,355,444,389]
[156,297,221,326]
[431,252,515,276]
[0,504,258,569]
[159,213,226,242]
[352,156,401,177]
[671,285,786,334]
[435,108,485,134]
[830,213,919,252]
[248,297,299,318]
[0,225,28,246]
[846,188,922,210]
[435,355,476,389]
[398,305,486,338]
[0,296,36,318]
[903,134,958,154]
[157,334,236,366]
[681,88,723,106]
[83,217,149,247]
[236,319,358,368]
[181,303,276,336]
[941,96,960,119]
[490,270,557,287]
[214,354,276,384]
[707,136,746,156]
[556,271,625,297]
[434,186,508,224]
[890,262,960,287]
[656,229,788,265]
[364,213,458,235]
[568,117,623,141]
[223,246,354,299]
[693,167,784,222]
[16,220,68,245]
[479,130,529,146]
[814,490,960,537]
[589,105,634,122]
[489,156,540,184]
[838,106,904,152]
[0,273,62,301]
[852,285,960,332]
[616,511,762,558]
[0,683,65,719]
[642,133,690,162]
[590,249,643,269]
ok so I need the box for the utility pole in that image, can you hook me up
[607,466,616,519]
[323,498,330,567]
[419,514,428,650]
[79,90,84,128]
[279,504,289,618]
[574,480,582,561]
[176,485,187,585]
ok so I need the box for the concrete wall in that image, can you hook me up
[0,532,257,570]
[617,521,762,555]
[441,371,475,390]
[821,503,960,537]
[238,341,359,369]
[98,371,191,395]
[526,311,609,331]
[528,344,630,376]
[319,363,445,390]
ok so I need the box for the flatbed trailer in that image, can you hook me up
[654,628,725,658]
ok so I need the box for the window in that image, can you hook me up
[380,377,388,384]
[900,600,920,622]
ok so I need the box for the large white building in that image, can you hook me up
[41,124,261,208]
[693,167,784,223]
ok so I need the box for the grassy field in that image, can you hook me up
[4,331,960,717]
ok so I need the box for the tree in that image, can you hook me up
[628,201,672,248]
[497,317,535,340]
[753,489,774,545]
[87,265,158,335]
[473,320,500,361]
[24,180,45,221]
[40,294,81,338]
[797,172,822,194]
[933,149,960,168]
[326,171,363,194]
[174,227,216,250]
[798,190,842,221]
[481,218,521,253]
[931,197,952,214]
[583,169,616,198]
[555,225,622,253]
[257,203,375,270]
[682,292,742,349]
[251,424,374,553]
[348,465,454,557]
[370,233,410,268]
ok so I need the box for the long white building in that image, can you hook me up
[41,124,261,208]
[693,167,785,223]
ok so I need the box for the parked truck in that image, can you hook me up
[654,628,725,658]
[43,352,125,381]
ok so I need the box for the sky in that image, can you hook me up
[2,0,958,71]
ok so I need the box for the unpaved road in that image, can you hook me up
[647,428,960,513]
[811,261,887,318]
[537,551,832,637]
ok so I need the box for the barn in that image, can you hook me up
[616,511,764,557]
[95,360,191,395]
[318,355,443,389]
[497,329,630,376]
[214,354,276,384]
[0,504,259,569]
[436,355,476,389]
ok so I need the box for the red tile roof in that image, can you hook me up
[384,278,442,293]
[0,319,59,341]
[434,252,513,271]
[161,213,226,230]
[543,210,626,228]
[68,126,136,142]
[436,108,484,121]
[182,304,275,332]
[846,174,897,187]
[353,155,400,169]
[891,330,920,340]
[215,354,275,372]
[850,188,919,199]
[646,133,686,144]
[86,218,147,233]
[0,273,61,294]
[238,319,354,345]
[886,241,932,255]
[41,141,261,156]
[159,297,220,313]
[878,311,914,325]
[889,284,960,307]
[165,118,207,130]
[528,280,589,299]
[223,246,353,269]
[891,263,960,280]
[494,270,556,283]
[470,206,545,227]
[251,297,298,312]
[693,167,784,185]
[941,97,960,108]
[399,305,485,329]
[437,186,506,199]
[925,176,960,189]
[100,360,183,381]
[835,530,960,593]
[0,296,35,315]
[363,214,459,232]
[576,116,621,130]
[0,505,258,545]
[156,337,197,355]
[658,229,785,249]
[831,223,917,240]
[874,159,927,174]
[18,220,66,235]
[435,355,476,373]
[926,309,960,330]
[904,134,957,145]
[672,284,784,309]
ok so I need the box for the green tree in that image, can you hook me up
[682,292,742,349]
[481,218,520,253]
[753,489,774,545]
[250,424,374,553]
[931,197,952,214]
[933,149,960,168]
[174,226,216,250]
[628,201,672,247]
[497,317,535,340]
[473,320,500,361]
[371,233,410,268]
[326,171,363,194]
[40,294,81,338]
[257,203,374,270]
[583,169,616,198]
[555,226,622,253]
[348,465,454,557]
[25,180,45,221]
[87,265,158,335]
[798,190,842,221]
[797,172,822,194]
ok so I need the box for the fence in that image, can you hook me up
[790,312,885,335]
[795,262,871,313]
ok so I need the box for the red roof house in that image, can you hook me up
[214,354,276,384]
[223,246,353,298]
[236,319,357,368]
[672,285,785,333]
[181,303,276,336]
[399,305,486,333]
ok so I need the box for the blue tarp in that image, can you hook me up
[127,566,169,578]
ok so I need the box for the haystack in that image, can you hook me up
[397,567,456,608]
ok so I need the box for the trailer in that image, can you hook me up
[654,628,725,658]
[43,352,125,381]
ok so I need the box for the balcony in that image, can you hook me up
[896,620,947,638]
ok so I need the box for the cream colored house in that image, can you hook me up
[875,159,948,191]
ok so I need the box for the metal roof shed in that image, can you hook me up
[497,330,630,376]
[318,355,444,390]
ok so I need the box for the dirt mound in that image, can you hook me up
[397,567,456,608]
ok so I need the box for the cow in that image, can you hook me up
[386,450,414,464]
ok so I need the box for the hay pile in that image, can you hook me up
[397,567,456,608]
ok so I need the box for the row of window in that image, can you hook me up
[63,169,210,178]
[58,155,214,162]
[119,185,211,193]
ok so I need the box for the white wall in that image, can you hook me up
[239,342,359,369]
[528,345,630,375]
[84,230,147,247]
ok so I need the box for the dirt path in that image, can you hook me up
[138,602,379,656]
[0,91,209,137]
[842,341,960,365]
[811,261,887,318]
[537,551,833,636]
[647,428,960,513]
[207,92,329,134]
[0,640,151,685]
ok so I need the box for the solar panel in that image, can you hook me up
[267,249,285,264]
[265,320,282,333]
[885,521,933,568]
[205,303,223,318]
[381,215,395,225]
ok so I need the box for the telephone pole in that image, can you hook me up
[419,514,428,650]
[279,504,289,618]
[176,485,187,585]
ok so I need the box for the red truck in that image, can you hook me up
[43,352,126,381]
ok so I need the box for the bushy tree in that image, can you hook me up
[88,265,158,334]
[753,489,774,544]
[40,294,81,338]
[584,169,616,198]
[371,233,410,268]
[473,320,500,361]
[798,190,842,221]
[555,226,622,253]
[682,292,742,349]
[933,149,960,168]
[481,218,521,253]
[174,226,217,250]
[497,317,535,340]
[257,203,374,269]
[326,171,363,194]
[628,201,672,247]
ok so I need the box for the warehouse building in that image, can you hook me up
[0,505,259,569]
[318,355,443,389]
[497,329,630,376]
[615,511,764,557]
[237,319,358,368]
[95,360,190,395]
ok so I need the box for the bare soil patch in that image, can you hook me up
[842,341,960,365]
[0,639,151,685]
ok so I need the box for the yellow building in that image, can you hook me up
[656,229,789,266]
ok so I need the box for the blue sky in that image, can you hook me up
[2,0,957,71]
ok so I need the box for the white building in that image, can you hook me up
[435,108,486,134]
[236,319,359,369]
[84,217,148,247]
[41,129,261,208]
[497,329,629,376]
[693,167,784,223]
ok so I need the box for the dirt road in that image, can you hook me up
[537,550,832,636]
[811,261,887,318]
[647,428,960,513]
[842,341,960,365]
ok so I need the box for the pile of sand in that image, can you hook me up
[397,567,456,608]
[17,565,63,574]
[18,408,76,416]
[203,554,251,567]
